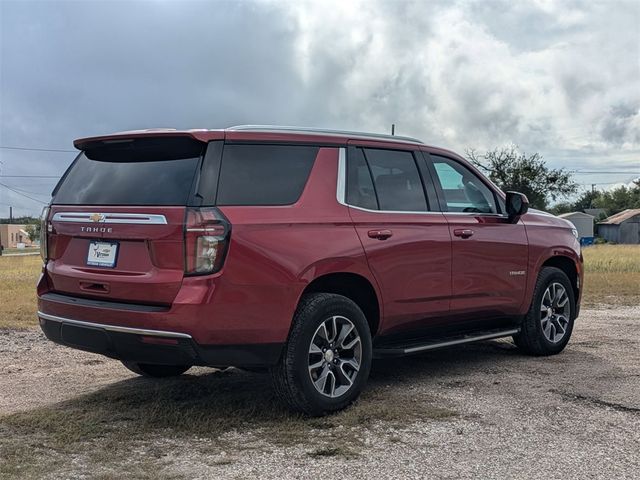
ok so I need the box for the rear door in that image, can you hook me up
[343,145,452,335]
[425,153,529,317]
[46,136,206,305]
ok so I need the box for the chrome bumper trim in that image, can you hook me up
[37,311,192,339]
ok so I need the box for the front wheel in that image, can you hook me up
[513,266,576,356]
[271,293,372,416]
[122,361,191,377]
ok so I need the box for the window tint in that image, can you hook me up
[430,155,497,213]
[346,148,378,210]
[364,149,427,212]
[216,144,318,205]
[53,153,200,206]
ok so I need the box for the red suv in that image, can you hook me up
[37,126,583,415]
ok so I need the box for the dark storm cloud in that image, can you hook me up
[600,104,640,145]
[1,0,639,216]
[0,0,306,214]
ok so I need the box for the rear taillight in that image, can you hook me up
[40,206,50,263]
[184,207,230,275]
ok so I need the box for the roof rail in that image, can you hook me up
[226,125,424,144]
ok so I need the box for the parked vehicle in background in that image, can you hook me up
[37,126,583,415]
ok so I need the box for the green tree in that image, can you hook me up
[571,190,602,211]
[466,146,577,210]
[24,223,41,242]
[593,182,640,215]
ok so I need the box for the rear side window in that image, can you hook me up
[347,148,428,212]
[52,137,202,205]
[346,148,378,210]
[216,144,318,205]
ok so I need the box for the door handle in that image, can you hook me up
[368,229,393,240]
[453,228,474,239]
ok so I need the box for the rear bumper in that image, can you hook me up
[38,311,282,368]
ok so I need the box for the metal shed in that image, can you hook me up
[597,209,640,244]
[558,212,594,240]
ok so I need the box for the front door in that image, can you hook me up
[426,154,529,318]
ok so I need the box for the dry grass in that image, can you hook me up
[582,245,640,306]
[0,245,638,329]
[0,255,41,329]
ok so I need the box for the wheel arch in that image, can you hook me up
[300,272,381,337]
[540,255,580,303]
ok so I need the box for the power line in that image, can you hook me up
[0,175,60,179]
[0,182,48,204]
[3,184,51,197]
[570,171,639,174]
[0,146,76,153]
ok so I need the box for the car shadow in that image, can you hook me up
[2,339,611,448]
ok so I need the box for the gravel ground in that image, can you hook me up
[1,306,639,479]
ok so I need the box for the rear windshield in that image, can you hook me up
[52,137,202,205]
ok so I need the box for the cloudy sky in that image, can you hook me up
[1,0,639,217]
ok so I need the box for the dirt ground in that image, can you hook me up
[1,305,639,479]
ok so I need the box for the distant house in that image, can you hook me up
[558,212,594,241]
[0,224,36,249]
[583,208,607,220]
[598,209,640,244]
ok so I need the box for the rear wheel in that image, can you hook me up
[271,293,372,416]
[122,361,191,377]
[513,266,576,356]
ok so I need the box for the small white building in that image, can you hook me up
[558,212,594,239]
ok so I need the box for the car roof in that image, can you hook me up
[226,125,424,144]
[72,125,467,160]
[73,125,434,148]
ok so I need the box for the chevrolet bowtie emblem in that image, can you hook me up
[90,213,105,223]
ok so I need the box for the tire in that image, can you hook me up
[271,293,373,416]
[122,361,191,377]
[513,266,576,356]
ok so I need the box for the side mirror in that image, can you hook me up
[505,191,529,223]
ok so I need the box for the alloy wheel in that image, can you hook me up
[540,282,571,343]
[308,315,362,398]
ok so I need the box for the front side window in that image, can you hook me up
[346,148,428,212]
[430,155,497,214]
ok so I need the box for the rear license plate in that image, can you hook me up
[87,241,118,268]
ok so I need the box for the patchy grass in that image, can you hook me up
[1,245,638,328]
[0,368,456,479]
[2,247,40,255]
[0,255,41,329]
[1,245,639,330]
[582,245,640,306]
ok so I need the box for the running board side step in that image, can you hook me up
[373,328,520,358]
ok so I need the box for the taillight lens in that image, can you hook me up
[184,207,230,275]
[40,206,50,263]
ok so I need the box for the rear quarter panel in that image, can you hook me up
[211,147,380,344]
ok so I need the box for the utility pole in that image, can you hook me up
[391,124,395,136]
[9,206,13,224]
